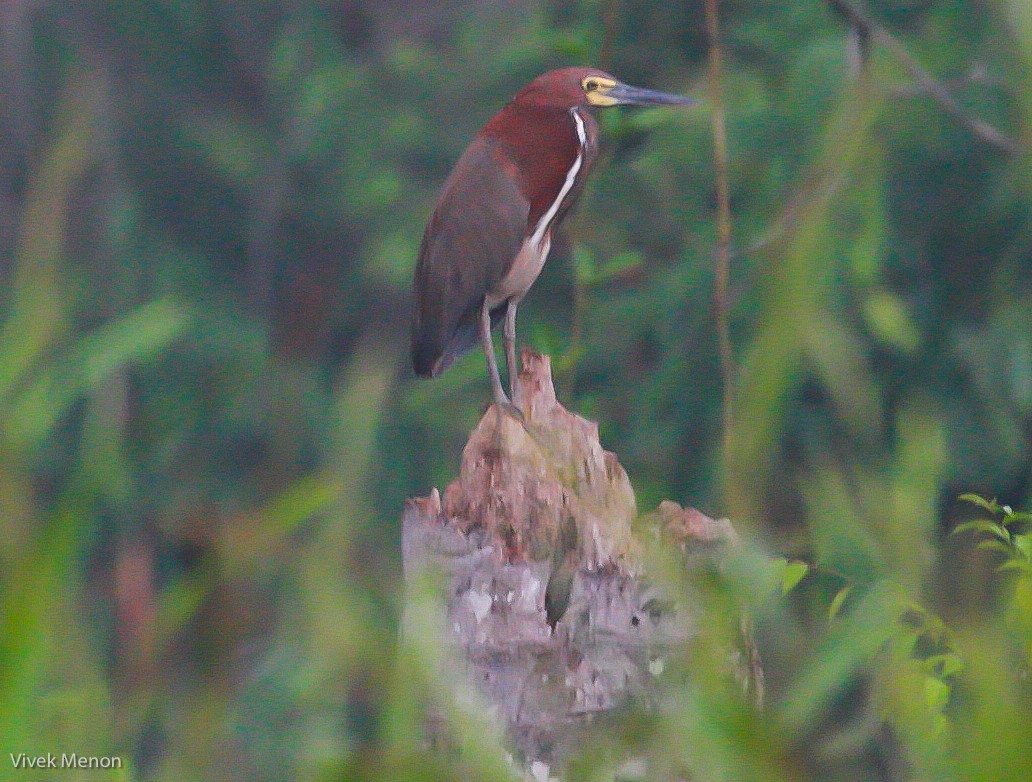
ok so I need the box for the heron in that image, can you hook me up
[411,67,697,415]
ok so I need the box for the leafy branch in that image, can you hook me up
[828,0,1021,156]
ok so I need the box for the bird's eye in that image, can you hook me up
[585,79,599,92]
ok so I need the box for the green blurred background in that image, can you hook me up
[1,1,1030,780]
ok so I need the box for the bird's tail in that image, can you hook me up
[412,305,505,378]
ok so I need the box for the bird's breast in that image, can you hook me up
[482,106,596,306]
[484,106,595,229]
[486,232,552,308]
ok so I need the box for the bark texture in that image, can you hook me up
[402,350,752,777]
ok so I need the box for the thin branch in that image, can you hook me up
[828,0,1021,156]
[705,0,735,474]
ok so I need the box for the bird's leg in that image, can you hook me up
[504,298,521,408]
[480,299,526,425]
[481,299,511,407]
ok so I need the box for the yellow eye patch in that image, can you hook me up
[581,76,618,106]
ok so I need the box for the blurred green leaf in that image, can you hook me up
[4,298,189,449]
[951,519,1010,541]
[997,559,1032,574]
[1003,511,1032,526]
[781,559,810,594]
[828,585,853,621]
[0,75,97,404]
[864,290,921,354]
[782,582,896,732]
[959,494,1003,514]
[729,83,887,516]
[1012,534,1031,560]
[923,675,951,711]
[977,539,1013,554]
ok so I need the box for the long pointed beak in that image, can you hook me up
[608,82,698,107]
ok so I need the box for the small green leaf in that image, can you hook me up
[573,247,597,286]
[997,559,1032,574]
[924,676,951,711]
[597,250,643,282]
[977,539,1012,554]
[863,290,920,354]
[894,627,921,657]
[1013,534,1031,560]
[782,560,810,594]
[1003,511,1032,527]
[959,494,1002,514]
[829,586,853,621]
[952,520,1009,541]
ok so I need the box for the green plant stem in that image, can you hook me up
[705,0,735,483]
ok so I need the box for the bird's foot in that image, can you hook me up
[498,401,527,427]
[491,393,527,427]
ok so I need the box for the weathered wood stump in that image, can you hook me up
[402,350,752,778]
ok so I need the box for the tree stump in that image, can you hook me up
[402,350,753,778]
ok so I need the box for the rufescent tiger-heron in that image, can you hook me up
[411,67,697,415]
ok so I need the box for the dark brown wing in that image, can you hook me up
[411,136,529,378]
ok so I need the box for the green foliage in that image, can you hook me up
[953,494,1032,664]
[0,1,1029,780]
[772,557,810,595]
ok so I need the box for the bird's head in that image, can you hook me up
[513,66,698,111]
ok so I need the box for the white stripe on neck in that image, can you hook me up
[528,108,586,251]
